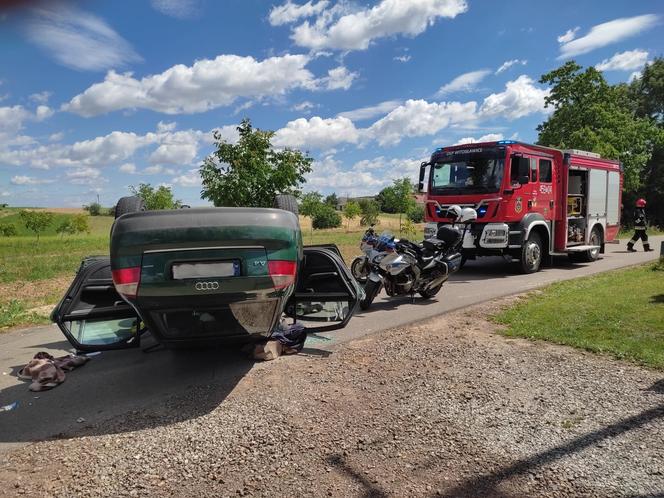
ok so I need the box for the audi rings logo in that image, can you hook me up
[194,281,219,291]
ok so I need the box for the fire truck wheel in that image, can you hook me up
[520,232,543,274]
[581,226,602,263]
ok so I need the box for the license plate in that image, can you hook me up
[172,261,240,280]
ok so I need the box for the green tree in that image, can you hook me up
[200,119,313,207]
[407,204,425,223]
[299,191,323,218]
[130,183,182,210]
[19,210,53,241]
[629,58,664,227]
[358,199,380,226]
[537,61,660,192]
[377,178,417,226]
[342,200,361,231]
[324,193,339,208]
[312,204,342,229]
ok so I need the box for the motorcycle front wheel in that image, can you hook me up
[360,279,381,310]
[350,256,369,283]
[419,283,443,299]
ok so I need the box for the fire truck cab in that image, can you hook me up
[419,140,623,273]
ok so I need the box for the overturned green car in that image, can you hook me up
[51,196,362,351]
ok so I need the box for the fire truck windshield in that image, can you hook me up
[430,149,504,195]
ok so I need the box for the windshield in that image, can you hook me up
[431,150,505,194]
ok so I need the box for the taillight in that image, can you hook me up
[112,266,141,298]
[267,260,297,290]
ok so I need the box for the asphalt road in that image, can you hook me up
[0,237,661,453]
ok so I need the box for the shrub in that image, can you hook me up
[70,214,91,234]
[85,202,102,216]
[407,205,425,223]
[19,210,53,241]
[0,224,17,237]
[312,205,342,229]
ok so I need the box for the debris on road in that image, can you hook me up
[17,352,90,392]
[0,401,18,413]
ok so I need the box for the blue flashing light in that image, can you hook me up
[477,205,488,218]
[497,140,517,145]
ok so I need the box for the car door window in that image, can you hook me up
[52,257,143,351]
[288,246,361,332]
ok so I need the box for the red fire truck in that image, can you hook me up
[418,140,623,273]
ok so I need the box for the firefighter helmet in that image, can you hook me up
[636,198,646,208]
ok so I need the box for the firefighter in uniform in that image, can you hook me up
[627,198,653,252]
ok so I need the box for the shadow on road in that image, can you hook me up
[433,404,664,497]
[0,333,255,445]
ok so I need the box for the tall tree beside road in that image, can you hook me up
[629,58,664,227]
[324,193,339,208]
[536,61,661,193]
[130,183,182,210]
[200,119,313,207]
[342,200,361,231]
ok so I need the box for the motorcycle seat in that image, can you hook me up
[422,238,447,252]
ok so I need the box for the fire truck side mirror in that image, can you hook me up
[518,175,530,185]
[418,162,429,193]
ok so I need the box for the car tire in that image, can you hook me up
[114,196,146,219]
[274,194,299,216]
[580,226,602,262]
[520,231,543,274]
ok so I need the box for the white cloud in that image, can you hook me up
[65,167,103,185]
[338,100,402,121]
[64,54,318,116]
[436,70,491,96]
[149,142,198,165]
[291,0,468,51]
[394,55,411,63]
[495,59,527,75]
[157,121,177,133]
[68,131,157,165]
[479,75,549,120]
[318,66,357,91]
[454,133,504,145]
[49,132,64,142]
[269,0,329,26]
[368,99,477,146]
[29,91,52,104]
[11,175,54,185]
[557,27,579,44]
[150,0,201,19]
[558,15,660,59]
[171,168,202,187]
[292,101,317,112]
[25,2,141,71]
[0,106,31,134]
[119,163,136,174]
[596,49,649,71]
[142,165,164,175]
[273,116,360,149]
[35,105,54,121]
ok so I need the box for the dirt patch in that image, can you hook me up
[0,299,662,497]
[0,275,70,307]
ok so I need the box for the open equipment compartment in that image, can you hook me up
[566,169,588,245]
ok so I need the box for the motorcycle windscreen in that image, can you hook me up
[287,246,362,333]
[51,257,144,352]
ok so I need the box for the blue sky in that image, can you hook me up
[0,0,661,207]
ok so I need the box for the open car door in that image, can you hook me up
[287,246,362,333]
[51,257,144,352]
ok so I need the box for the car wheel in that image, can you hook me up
[520,232,543,274]
[114,196,146,219]
[274,194,299,216]
[580,226,602,262]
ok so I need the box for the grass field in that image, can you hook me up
[493,262,664,369]
[0,209,420,330]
